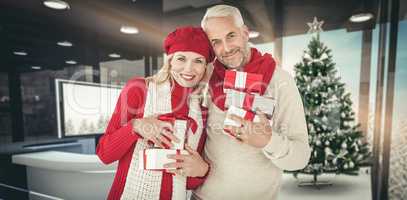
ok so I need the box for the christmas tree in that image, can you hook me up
[292,17,371,185]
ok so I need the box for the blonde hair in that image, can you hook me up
[201,5,245,30]
[145,54,174,85]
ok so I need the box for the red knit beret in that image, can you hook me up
[164,26,215,63]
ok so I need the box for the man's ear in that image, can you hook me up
[241,25,249,41]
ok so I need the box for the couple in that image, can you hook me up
[97,4,311,200]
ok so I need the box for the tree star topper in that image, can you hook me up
[307,17,324,34]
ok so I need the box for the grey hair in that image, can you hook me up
[201,5,245,30]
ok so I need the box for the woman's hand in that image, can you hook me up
[164,145,209,177]
[132,116,180,148]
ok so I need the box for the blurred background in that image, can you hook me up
[0,0,406,200]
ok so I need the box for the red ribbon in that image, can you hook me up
[174,149,183,174]
[242,93,255,111]
[158,113,198,134]
[244,74,263,93]
[224,70,263,93]
[224,71,237,90]
[143,149,147,170]
[174,149,182,165]
[243,110,256,122]
[223,128,235,137]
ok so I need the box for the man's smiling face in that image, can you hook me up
[204,16,250,69]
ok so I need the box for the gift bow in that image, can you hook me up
[158,113,198,134]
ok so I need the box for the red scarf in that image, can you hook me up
[209,48,276,111]
[169,80,201,133]
[171,80,193,115]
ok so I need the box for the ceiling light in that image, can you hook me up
[31,66,42,70]
[65,60,77,65]
[109,53,121,58]
[249,31,260,39]
[57,41,73,47]
[13,51,28,56]
[349,13,374,23]
[43,0,70,10]
[120,26,139,34]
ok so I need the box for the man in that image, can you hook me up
[192,5,311,200]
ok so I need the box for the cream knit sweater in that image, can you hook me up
[193,67,311,200]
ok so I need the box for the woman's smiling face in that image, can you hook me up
[170,51,207,88]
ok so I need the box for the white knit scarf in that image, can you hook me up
[120,80,204,200]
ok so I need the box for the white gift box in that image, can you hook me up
[224,106,260,128]
[225,90,276,116]
[138,149,188,170]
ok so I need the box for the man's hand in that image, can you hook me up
[224,110,272,148]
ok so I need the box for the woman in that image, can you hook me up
[97,27,214,200]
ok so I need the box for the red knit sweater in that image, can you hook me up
[96,77,208,200]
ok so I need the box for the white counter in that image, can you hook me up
[12,151,117,200]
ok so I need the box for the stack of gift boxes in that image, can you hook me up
[139,119,189,170]
[223,70,276,137]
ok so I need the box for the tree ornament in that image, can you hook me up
[307,17,324,34]
[354,143,359,152]
[324,147,333,156]
[341,142,348,149]
[303,53,312,60]
[357,139,362,145]
[349,161,355,168]
[320,53,329,60]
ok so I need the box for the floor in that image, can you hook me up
[279,168,372,200]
